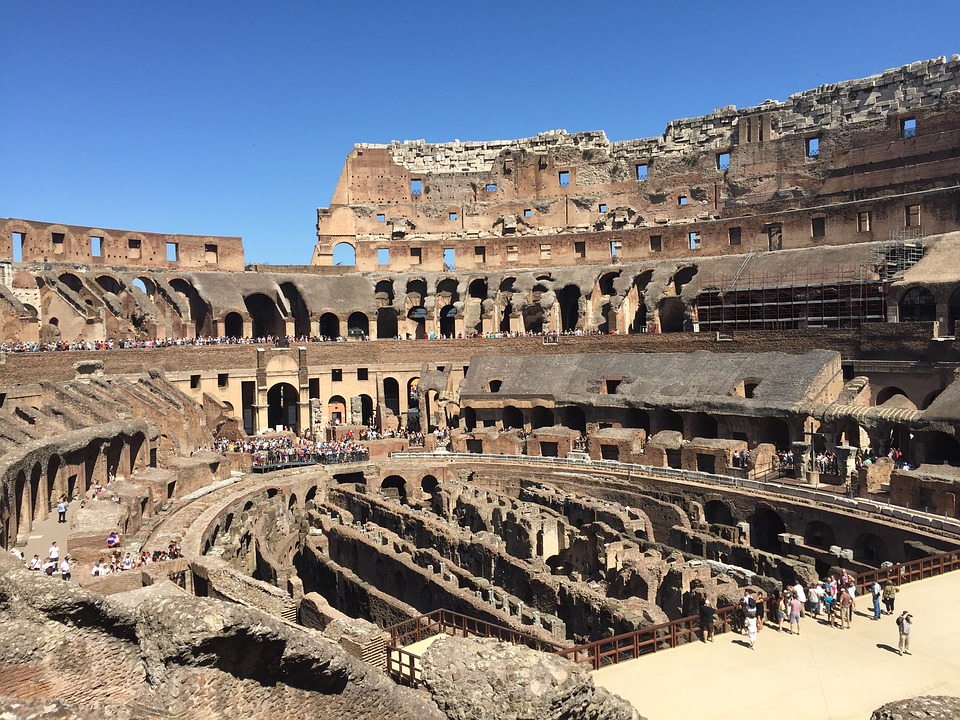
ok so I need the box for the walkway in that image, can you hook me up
[594,572,960,719]
[19,504,72,573]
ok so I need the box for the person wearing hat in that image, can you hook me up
[897,611,913,655]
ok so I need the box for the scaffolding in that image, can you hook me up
[876,234,925,280]
[697,267,888,332]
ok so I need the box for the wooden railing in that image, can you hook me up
[385,548,960,683]
[556,603,742,671]
[855,549,960,594]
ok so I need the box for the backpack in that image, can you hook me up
[895,615,903,627]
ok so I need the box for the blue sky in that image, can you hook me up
[2,1,958,266]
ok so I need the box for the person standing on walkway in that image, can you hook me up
[60,556,71,582]
[839,587,853,629]
[897,611,912,655]
[744,613,758,649]
[699,598,716,642]
[788,593,803,635]
[48,542,59,563]
[883,582,898,615]
[57,498,67,524]
[871,580,883,620]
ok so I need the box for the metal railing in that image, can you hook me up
[855,548,960,595]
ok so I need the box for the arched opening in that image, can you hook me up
[280,282,311,338]
[503,405,524,431]
[899,286,936,322]
[347,312,369,339]
[804,520,836,549]
[876,386,910,406]
[469,278,488,299]
[288,494,298,511]
[704,500,735,525]
[407,306,427,339]
[673,265,699,295]
[318,312,340,339]
[380,475,408,504]
[29,463,42,525]
[561,406,586,434]
[757,417,791,449]
[421,474,440,496]
[58,273,84,293]
[522,304,544,334]
[359,394,375,427]
[377,307,398,339]
[244,293,284,338]
[328,395,346,426]
[383,377,401,419]
[439,305,457,337]
[267,383,299,432]
[375,279,395,304]
[531,406,555,429]
[223,312,243,338]
[132,277,151,296]
[462,406,477,432]
[46,455,61,509]
[658,297,686,333]
[96,275,122,295]
[333,242,356,266]
[557,285,580,332]
[921,389,943,410]
[170,278,213,336]
[749,507,786,553]
[14,471,27,538]
[948,285,960,336]
[598,271,620,296]
[854,532,888,565]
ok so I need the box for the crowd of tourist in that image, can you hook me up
[214,430,369,467]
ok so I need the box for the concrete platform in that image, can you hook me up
[594,571,960,719]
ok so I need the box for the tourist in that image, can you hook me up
[29,554,42,571]
[839,587,853,629]
[774,591,787,632]
[788,593,802,635]
[792,581,807,615]
[699,598,716,642]
[744,612,759,650]
[896,611,912,655]
[871,580,883,620]
[883,581,898,615]
[57,497,67,523]
[107,531,121,548]
[48,542,59,563]
[60,557,71,581]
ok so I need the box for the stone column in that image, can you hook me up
[792,441,814,484]
[835,445,857,484]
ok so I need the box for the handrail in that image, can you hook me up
[387,607,564,653]
[855,548,960,594]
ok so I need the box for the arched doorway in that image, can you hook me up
[854,533,888,565]
[704,500,735,525]
[377,307,398,339]
[531,406,554,429]
[318,313,340,339]
[244,293,284,338]
[381,475,408,504]
[899,286,936,322]
[439,305,457,337]
[334,242,356,266]
[383,377,401,419]
[359,394,375,427]
[749,507,786,552]
[557,285,580,332]
[804,520,836,549]
[223,312,243,338]
[407,307,427,339]
[561,406,586,434]
[267,383,299,432]
[328,395,346,425]
[503,405,523,431]
[347,312,369,339]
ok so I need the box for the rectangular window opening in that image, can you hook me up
[51,232,64,256]
[806,137,820,157]
[90,236,102,257]
[449,211,458,221]
[410,247,422,264]
[650,235,662,252]
[357,368,369,381]
[599,203,607,213]
[636,164,648,181]
[127,238,142,259]
[523,208,532,218]
[12,232,25,262]
[204,243,218,264]
[485,183,497,192]
[716,152,730,170]
[443,247,455,271]
[688,231,701,250]
[507,245,519,262]
[190,374,201,389]
[376,213,386,222]
[678,195,688,206]
[812,217,826,238]
[728,227,742,246]
[605,379,621,394]
[166,242,179,262]
[332,369,343,382]
[308,378,320,399]
[610,240,622,258]
[905,204,921,227]
[217,373,229,388]
[377,248,390,265]
[857,211,872,233]
[539,244,551,260]
[558,171,570,188]
[575,241,586,259]
[474,246,486,264]
[410,179,423,195]
[901,118,917,139]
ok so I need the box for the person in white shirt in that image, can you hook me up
[48,542,59,563]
